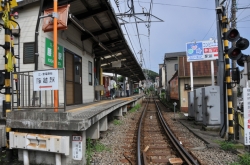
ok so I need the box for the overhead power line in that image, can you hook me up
[133,1,214,10]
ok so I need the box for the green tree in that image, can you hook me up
[143,69,159,82]
[117,76,124,82]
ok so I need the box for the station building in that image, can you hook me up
[0,0,145,164]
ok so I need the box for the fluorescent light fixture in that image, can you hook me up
[116,52,122,56]
[101,63,108,66]
[68,14,85,31]
[104,55,112,58]
[99,43,106,50]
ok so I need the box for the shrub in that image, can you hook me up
[86,138,110,165]
[129,104,141,113]
[239,153,250,165]
[113,119,122,125]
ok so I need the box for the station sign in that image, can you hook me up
[243,88,250,145]
[45,38,64,68]
[186,40,218,62]
[33,69,59,91]
[72,135,82,160]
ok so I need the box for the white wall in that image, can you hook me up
[0,2,95,105]
[161,67,165,89]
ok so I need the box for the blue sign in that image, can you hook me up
[186,42,203,61]
[186,40,218,62]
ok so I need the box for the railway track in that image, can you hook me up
[120,96,200,164]
[91,95,237,165]
[136,96,199,165]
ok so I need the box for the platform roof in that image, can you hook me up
[17,0,145,81]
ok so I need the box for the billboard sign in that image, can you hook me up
[186,40,218,62]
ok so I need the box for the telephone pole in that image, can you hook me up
[231,0,239,140]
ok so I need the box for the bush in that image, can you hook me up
[160,92,165,99]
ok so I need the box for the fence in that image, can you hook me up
[10,68,66,111]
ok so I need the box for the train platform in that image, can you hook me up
[5,94,145,131]
[0,94,145,165]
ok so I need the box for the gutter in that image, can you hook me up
[32,0,44,106]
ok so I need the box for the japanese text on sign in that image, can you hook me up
[72,136,82,160]
[45,38,64,68]
[186,40,218,62]
[33,70,59,91]
[243,88,250,145]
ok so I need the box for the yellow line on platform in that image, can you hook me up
[67,97,133,113]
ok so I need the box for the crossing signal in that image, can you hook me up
[225,28,249,61]
[237,55,247,67]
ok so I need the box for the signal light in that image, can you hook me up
[225,29,240,42]
[236,37,249,50]
[237,55,247,67]
[228,47,241,60]
[225,29,249,61]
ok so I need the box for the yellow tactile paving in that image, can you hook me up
[67,97,134,113]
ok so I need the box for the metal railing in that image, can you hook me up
[10,68,66,111]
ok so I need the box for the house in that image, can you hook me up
[158,64,165,95]
[163,53,218,112]
[164,52,184,101]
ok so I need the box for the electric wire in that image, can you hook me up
[131,0,143,61]
[113,0,144,79]
[134,1,214,10]
[202,20,216,40]
[117,0,140,63]
[237,3,250,18]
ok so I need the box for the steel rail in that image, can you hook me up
[154,98,199,165]
[136,95,149,165]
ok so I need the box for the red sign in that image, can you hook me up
[204,47,218,53]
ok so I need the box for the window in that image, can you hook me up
[88,61,92,85]
[23,42,35,64]
[174,64,178,71]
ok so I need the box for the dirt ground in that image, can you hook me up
[0,149,23,165]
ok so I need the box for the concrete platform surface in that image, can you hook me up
[5,94,144,131]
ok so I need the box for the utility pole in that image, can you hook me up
[215,0,226,138]
[231,0,239,140]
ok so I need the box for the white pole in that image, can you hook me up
[55,153,61,165]
[190,62,193,91]
[211,60,214,86]
[23,150,29,165]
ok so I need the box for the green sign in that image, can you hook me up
[45,38,64,68]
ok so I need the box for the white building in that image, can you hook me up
[0,0,145,107]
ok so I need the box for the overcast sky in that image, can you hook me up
[110,0,250,73]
